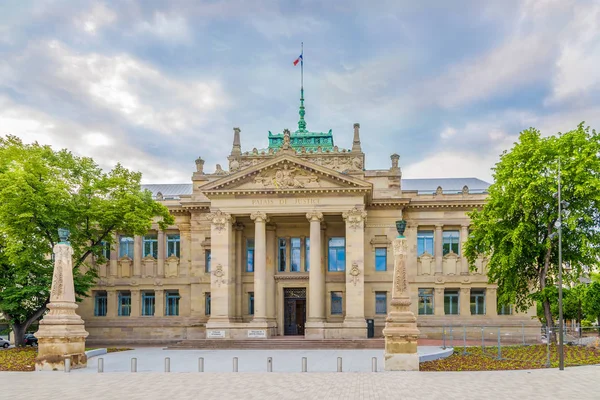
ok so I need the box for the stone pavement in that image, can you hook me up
[1,365,599,400]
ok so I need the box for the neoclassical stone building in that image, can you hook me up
[80,115,537,343]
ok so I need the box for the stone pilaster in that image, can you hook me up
[234,223,244,321]
[178,221,192,276]
[133,235,142,277]
[342,207,367,338]
[157,230,165,277]
[460,287,470,316]
[109,232,118,277]
[35,242,89,371]
[434,287,444,316]
[460,224,469,275]
[206,210,234,334]
[106,290,117,318]
[486,287,498,317]
[434,224,443,275]
[130,290,140,317]
[383,238,420,371]
[251,212,268,323]
[155,289,165,317]
[305,211,325,339]
[266,224,276,322]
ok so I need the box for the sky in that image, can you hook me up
[1,0,599,184]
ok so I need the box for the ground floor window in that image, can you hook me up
[165,291,180,316]
[205,250,211,273]
[470,289,486,315]
[498,303,513,315]
[205,292,211,315]
[331,291,343,315]
[418,288,434,315]
[142,291,155,316]
[248,292,254,315]
[375,292,387,314]
[444,289,459,315]
[94,291,107,316]
[118,291,131,316]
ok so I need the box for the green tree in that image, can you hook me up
[583,281,600,329]
[464,124,600,336]
[0,136,174,346]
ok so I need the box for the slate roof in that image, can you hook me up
[141,177,489,199]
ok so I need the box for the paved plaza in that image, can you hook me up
[1,364,598,400]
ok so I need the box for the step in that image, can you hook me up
[169,338,385,350]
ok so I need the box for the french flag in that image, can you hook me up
[293,54,303,66]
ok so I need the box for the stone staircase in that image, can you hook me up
[169,338,385,350]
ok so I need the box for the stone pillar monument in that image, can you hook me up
[383,220,420,371]
[35,229,89,371]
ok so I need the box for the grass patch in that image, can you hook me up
[421,344,600,371]
[0,348,37,372]
[107,347,132,353]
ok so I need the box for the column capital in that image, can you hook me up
[306,211,323,222]
[435,224,443,230]
[209,210,232,232]
[266,223,277,231]
[250,211,269,223]
[342,207,367,230]
[461,223,470,229]
[233,222,245,231]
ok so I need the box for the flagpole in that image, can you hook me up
[301,42,304,90]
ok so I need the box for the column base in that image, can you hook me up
[341,318,367,339]
[384,352,419,371]
[305,321,326,339]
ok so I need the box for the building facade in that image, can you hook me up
[80,118,537,343]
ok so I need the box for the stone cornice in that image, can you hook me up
[274,274,309,281]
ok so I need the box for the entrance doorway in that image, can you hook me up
[283,288,306,336]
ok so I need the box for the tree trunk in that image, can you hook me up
[11,301,49,347]
[542,299,556,342]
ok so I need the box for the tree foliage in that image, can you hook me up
[465,124,600,331]
[0,136,174,345]
[583,281,600,325]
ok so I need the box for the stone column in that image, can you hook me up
[342,207,367,338]
[251,212,268,323]
[383,237,420,371]
[155,289,165,317]
[106,290,117,318]
[266,224,277,322]
[133,235,142,277]
[486,287,498,317]
[206,210,234,332]
[434,287,444,316]
[130,290,140,317]
[109,232,118,277]
[178,221,192,277]
[35,237,89,371]
[157,230,165,277]
[234,223,244,321]
[460,224,469,275]
[305,211,325,339]
[460,288,470,316]
[434,224,443,275]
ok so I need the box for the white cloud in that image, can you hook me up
[440,127,457,140]
[75,3,117,35]
[135,12,192,44]
[403,151,498,183]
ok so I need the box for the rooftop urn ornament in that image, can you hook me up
[58,227,70,244]
[395,220,407,238]
[195,157,205,174]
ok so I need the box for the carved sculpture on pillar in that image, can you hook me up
[383,220,420,371]
[35,229,89,371]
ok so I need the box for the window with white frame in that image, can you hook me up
[143,234,158,258]
[375,292,387,314]
[167,234,180,257]
[119,236,134,259]
[417,231,434,256]
[442,231,460,255]
[470,289,486,315]
[418,288,434,315]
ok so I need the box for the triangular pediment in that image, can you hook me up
[201,154,372,194]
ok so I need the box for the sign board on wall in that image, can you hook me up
[247,330,267,338]
[207,330,226,339]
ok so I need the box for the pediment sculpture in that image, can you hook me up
[254,164,320,189]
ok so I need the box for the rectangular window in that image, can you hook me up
[167,234,180,258]
[278,238,287,272]
[470,289,486,315]
[248,292,254,315]
[442,231,460,255]
[444,289,459,315]
[118,291,131,317]
[418,288,434,315]
[305,238,310,272]
[375,248,387,271]
[142,291,155,316]
[119,236,134,259]
[94,291,107,316]
[205,250,211,273]
[375,292,387,314]
[498,303,513,315]
[165,291,180,316]
[417,231,434,256]
[328,237,346,272]
[100,241,111,261]
[246,238,255,272]
[205,292,211,315]
[143,234,158,258]
[291,238,301,272]
[331,291,343,315]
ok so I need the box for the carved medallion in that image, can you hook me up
[342,207,367,230]
[212,264,225,287]
[349,262,361,286]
